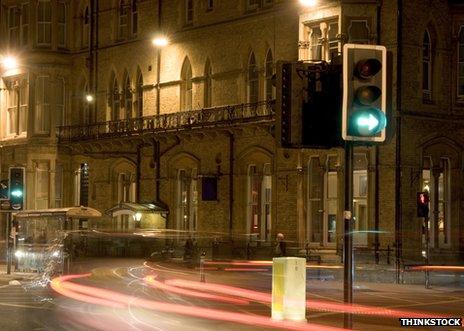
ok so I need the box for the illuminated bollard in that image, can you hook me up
[272,257,306,322]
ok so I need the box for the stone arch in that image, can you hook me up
[237,146,273,175]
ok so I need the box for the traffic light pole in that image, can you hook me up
[5,212,11,275]
[343,141,354,329]
[424,216,430,289]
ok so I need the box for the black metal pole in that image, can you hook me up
[424,215,430,289]
[6,212,11,275]
[343,141,354,329]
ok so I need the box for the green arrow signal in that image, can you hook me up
[349,108,386,137]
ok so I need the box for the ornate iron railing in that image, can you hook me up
[57,100,275,143]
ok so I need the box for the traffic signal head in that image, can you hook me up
[417,192,429,218]
[342,44,387,142]
[9,167,25,210]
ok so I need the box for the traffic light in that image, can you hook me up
[417,192,429,218]
[276,61,343,148]
[342,44,387,142]
[9,167,25,210]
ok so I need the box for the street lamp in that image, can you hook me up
[85,94,94,103]
[299,0,318,7]
[1,56,18,70]
[152,36,169,47]
[133,212,142,222]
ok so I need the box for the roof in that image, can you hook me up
[14,206,102,219]
[105,202,169,217]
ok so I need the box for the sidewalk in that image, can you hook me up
[0,264,38,284]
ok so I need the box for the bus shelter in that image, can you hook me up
[11,207,102,272]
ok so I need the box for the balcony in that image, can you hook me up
[57,100,275,143]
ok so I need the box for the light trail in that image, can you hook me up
[51,274,346,331]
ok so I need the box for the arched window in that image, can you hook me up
[82,82,90,125]
[135,70,143,117]
[131,0,138,35]
[83,6,89,47]
[123,74,132,119]
[204,59,212,108]
[423,30,432,100]
[181,58,193,111]
[110,77,120,121]
[247,52,259,103]
[177,168,198,232]
[264,49,275,101]
[458,27,464,98]
[118,0,128,40]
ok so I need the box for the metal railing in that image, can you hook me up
[58,100,275,143]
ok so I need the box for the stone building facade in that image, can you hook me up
[0,0,463,264]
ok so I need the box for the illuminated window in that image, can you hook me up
[247,164,272,241]
[177,169,198,232]
[37,0,51,46]
[181,58,193,110]
[5,78,28,136]
[204,59,212,108]
[35,76,51,134]
[423,30,432,101]
[57,1,66,47]
[308,157,323,243]
[353,154,368,246]
[35,161,50,209]
[247,52,259,103]
[458,26,464,99]
[265,49,275,101]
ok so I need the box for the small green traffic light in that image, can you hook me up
[349,108,387,136]
[11,189,23,198]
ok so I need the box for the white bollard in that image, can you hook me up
[272,257,306,322]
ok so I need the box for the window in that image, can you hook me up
[118,0,128,40]
[246,0,260,10]
[21,3,29,46]
[111,78,120,120]
[6,78,28,136]
[181,58,193,110]
[326,156,338,243]
[204,60,212,108]
[303,20,339,62]
[83,6,90,47]
[246,164,272,241]
[348,20,369,44]
[37,0,51,46]
[8,7,20,47]
[422,157,450,248]
[423,30,432,100]
[185,0,193,24]
[55,164,63,208]
[56,78,65,127]
[308,26,322,60]
[123,75,132,119]
[177,169,198,232]
[57,1,66,47]
[81,82,90,125]
[353,154,368,246]
[308,157,324,243]
[247,52,259,103]
[327,22,339,60]
[458,27,464,99]
[135,71,143,117]
[35,161,50,209]
[131,0,138,35]
[264,49,275,101]
[206,0,214,11]
[35,76,51,134]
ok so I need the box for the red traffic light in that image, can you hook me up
[417,192,429,217]
[354,59,382,80]
[418,192,429,205]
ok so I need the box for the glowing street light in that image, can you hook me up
[1,56,18,70]
[299,0,318,7]
[133,212,142,222]
[152,36,169,47]
[85,94,94,102]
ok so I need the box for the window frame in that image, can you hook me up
[422,29,432,101]
[264,49,275,101]
[36,0,52,46]
[247,52,259,104]
[457,26,464,100]
[57,1,67,48]
[118,0,128,40]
